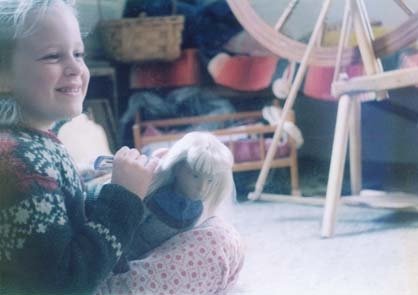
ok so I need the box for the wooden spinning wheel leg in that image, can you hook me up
[248,0,333,201]
[321,95,352,238]
[349,98,362,195]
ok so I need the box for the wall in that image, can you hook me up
[293,88,418,164]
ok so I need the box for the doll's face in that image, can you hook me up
[174,161,213,200]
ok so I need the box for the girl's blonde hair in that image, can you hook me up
[0,0,76,40]
[149,132,236,217]
[0,0,77,125]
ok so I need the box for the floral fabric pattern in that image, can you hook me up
[96,217,244,295]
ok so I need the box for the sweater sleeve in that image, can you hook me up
[1,182,145,295]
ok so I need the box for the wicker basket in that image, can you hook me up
[98,3,184,63]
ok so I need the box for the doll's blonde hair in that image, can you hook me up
[149,131,236,217]
[0,0,77,125]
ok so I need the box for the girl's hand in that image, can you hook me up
[111,147,159,199]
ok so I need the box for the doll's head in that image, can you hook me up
[150,131,235,215]
[0,0,89,129]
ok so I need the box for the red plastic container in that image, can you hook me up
[129,49,201,88]
[303,63,365,100]
[208,54,279,91]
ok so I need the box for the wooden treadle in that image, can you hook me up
[343,190,418,210]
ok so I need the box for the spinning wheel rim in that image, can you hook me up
[227,0,418,67]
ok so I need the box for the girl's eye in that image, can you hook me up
[42,53,60,60]
[74,51,85,59]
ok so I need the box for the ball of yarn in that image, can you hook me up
[272,78,291,99]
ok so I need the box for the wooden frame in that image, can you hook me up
[83,98,117,153]
[132,110,300,196]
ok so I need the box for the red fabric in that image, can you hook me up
[303,64,364,100]
[232,138,290,163]
[130,49,201,88]
[209,55,279,91]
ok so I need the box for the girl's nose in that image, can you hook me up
[64,58,82,76]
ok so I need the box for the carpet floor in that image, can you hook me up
[233,157,418,200]
[229,157,418,294]
[229,200,418,295]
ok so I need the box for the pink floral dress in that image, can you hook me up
[95,217,244,295]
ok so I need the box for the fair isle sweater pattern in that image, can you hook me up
[0,128,84,262]
[0,127,144,294]
[1,192,68,261]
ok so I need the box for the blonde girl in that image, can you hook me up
[0,1,157,294]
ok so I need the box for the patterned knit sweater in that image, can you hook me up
[0,126,146,295]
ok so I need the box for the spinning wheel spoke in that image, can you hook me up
[394,0,414,15]
[227,0,418,66]
[273,0,299,31]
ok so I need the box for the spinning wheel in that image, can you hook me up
[227,0,418,66]
[226,0,418,237]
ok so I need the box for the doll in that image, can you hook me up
[148,131,235,218]
[95,132,244,295]
[111,131,236,271]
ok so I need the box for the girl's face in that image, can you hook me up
[11,2,90,131]
[174,161,213,200]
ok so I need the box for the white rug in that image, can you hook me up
[229,199,418,295]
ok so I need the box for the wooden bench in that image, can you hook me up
[132,110,300,195]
